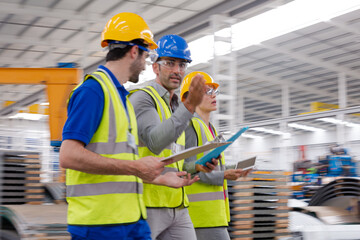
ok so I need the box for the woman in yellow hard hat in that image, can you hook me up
[180,71,251,240]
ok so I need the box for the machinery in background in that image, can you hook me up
[0,66,81,148]
[0,66,81,240]
[291,145,358,200]
[292,145,322,200]
[0,66,81,182]
[318,145,357,177]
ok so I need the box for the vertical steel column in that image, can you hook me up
[337,72,347,146]
[210,15,237,162]
[280,84,290,170]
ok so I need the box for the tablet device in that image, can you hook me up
[195,127,249,166]
[236,156,256,170]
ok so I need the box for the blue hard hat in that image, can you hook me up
[155,35,192,62]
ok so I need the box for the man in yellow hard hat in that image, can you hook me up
[180,71,251,240]
[129,35,219,240]
[59,13,198,240]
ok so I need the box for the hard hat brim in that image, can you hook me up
[207,83,219,89]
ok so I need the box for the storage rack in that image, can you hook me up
[0,150,44,205]
[228,170,292,240]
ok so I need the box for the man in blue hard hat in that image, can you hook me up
[129,34,219,239]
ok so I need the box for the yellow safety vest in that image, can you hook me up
[185,117,230,228]
[134,86,188,208]
[66,71,146,225]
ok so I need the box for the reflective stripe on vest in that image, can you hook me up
[87,141,138,155]
[66,71,146,226]
[187,191,224,202]
[67,181,143,197]
[185,117,230,228]
[133,86,188,208]
[161,167,178,174]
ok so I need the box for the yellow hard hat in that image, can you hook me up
[101,12,158,49]
[180,71,219,101]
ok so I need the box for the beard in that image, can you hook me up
[129,55,144,83]
[159,72,183,91]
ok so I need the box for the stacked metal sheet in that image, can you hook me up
[0,205,69,240]
[228,171,292,240]
[44,182,66,204]
[308,177,360,209]
[0,151,44,205]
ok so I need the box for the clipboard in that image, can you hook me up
[160,142,231,163]
[195,127,249,166]
[236,156,257,170]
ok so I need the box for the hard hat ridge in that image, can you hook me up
[155,34,192,62]
[180,71,219,101]
[101,12,158,50]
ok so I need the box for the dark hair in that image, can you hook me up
[105,39,147,62]
[182,92,189,100]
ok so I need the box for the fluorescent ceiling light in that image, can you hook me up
[9,113,45,121]
[288,123,325,132]
[40,102,49,106]
[188,0,360,66]
[251,127,288,136]
[242,133,263,139]
[317,117,360,127]
[232,0,360,51]
[345,122,360,128]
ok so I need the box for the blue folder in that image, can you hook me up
[195,127,249,166]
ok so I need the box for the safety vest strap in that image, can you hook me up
[135,87,165,122]
[91,72,118,140]
[67,181,142,197]
[143,86,171,116]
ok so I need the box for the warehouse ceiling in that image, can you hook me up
[0,0,359,136]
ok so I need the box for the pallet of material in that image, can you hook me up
[228,170,290,240]
[0,205,70,240]
[230,199,288,208]
[229,219,288,230]
[229,223,289,231]
[231,212,289,221]
[0,151,44,205]
[229,228,291,239]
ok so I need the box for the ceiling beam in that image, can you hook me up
[0,57,60,67]
[0,35,100,52]
[262,43,360,81]
[0,2,102,21]
[155,0,273,39]
[0,88,45,116]
[17,16,41,37]
[328,20,360,36]
[0,13,14,31]
[84,0,277,73]
[76,0,96,12]
[48,0,62,9]
[237,105,360,128]
[234,66,349,106]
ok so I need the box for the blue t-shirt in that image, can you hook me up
[62,65,129,145]
[63,65,145,238]
[68,219,151,240]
